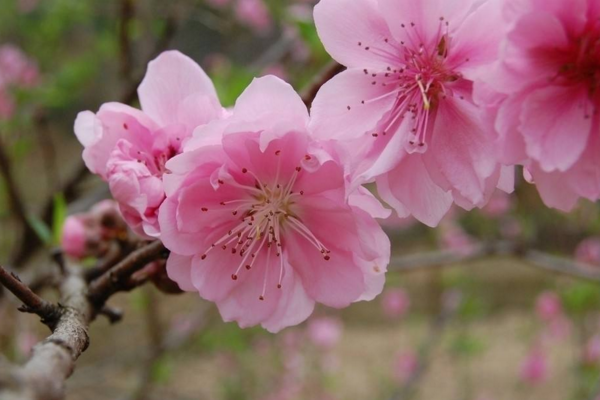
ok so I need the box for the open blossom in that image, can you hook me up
[310,0,513,227]
[159,76,390,332]
[74,51,225,237]
[475,0,600,210]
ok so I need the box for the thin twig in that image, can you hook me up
[119,0,135,84]
[301,61,345,107]
[388,241,600,282]
[0,265,60,327]
[87,241,169,307]
[0,134,41,266]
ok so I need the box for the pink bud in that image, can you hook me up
[393,351,419,383]
[61,216,88,259]
[307,317,342,349]
[536,291,562,322]
[519,348,547,385]
[381,288,410,319]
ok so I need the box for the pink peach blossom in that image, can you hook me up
[234,0,272,35]
[75,51,224,237]
[575,237,600,267]
[536,291,563,322]
[310,0,512,227]
[394,351,419,383]
[475,0,600,211]
[519,347,548,385]
[439,219,477,256]
[584,335,600,364]
[160,76,390,332]
[381,288,410,319]
[307,316,343,349]
[0,44,39,88]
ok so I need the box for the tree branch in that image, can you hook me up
[301,61,345,107]
[388,241,600,282]
[1,266,92,400]
[0,266,60,327]
[87,241,168,308]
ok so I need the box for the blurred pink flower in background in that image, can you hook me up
[393,351,419,383]
[544,317,572,342]
[575,237,600,267]
[381,288,410,319]
[307,317,343,349]
[0,44,39,88]
[481,191,512,218]
[439,221,477,256]
[584,335,600,365]
[234,0,272,35]
[519,347,547,385]
[535,291,563,322]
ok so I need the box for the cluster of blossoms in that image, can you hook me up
[75,51,389,332]
[72,0,600,332]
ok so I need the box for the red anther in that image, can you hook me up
[242,168,248,173]
[277,284,282,289]
[259,296,265,301]
[201,207,208,212]
[201,254,207,260]
[275,150,282,156]
[324,255,331,261]
[245,264,252,270]
[295,167,301,172]
[123,123,129,130]
[231,274,238,280]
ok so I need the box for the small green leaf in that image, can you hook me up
[27,214,52,245]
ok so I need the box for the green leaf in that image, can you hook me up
[27,214,52,245]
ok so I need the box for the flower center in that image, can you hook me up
[352,17,465,154]
[198,150,331,300]
[558,28,600,98]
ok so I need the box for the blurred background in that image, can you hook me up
[1,1,600,399]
